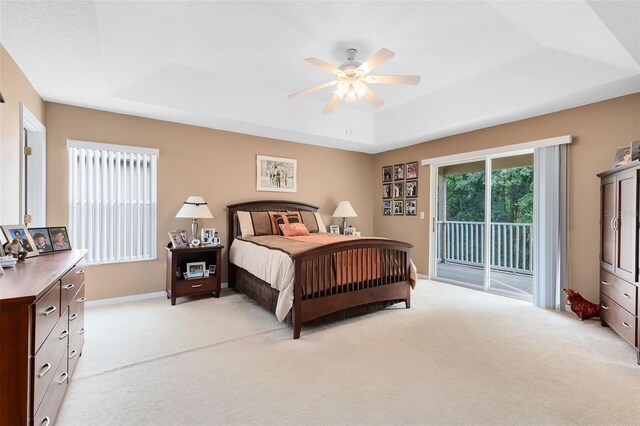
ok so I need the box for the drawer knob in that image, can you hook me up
[41,416,50,426]
[600,304,609,310]
[63,283,75,290]
[622,322,631,328]
[79,327,86,335]
[76,270,85,275]
[69,349,77,359]
[623,293,631,299]
[70,313,78,321]
[38,363,51,378]
[601,281,609,285]
[43,306,57,316]
[58,372,68,384]
[78,297,86,303]
[59,329,69,340]
[191,284,203,288]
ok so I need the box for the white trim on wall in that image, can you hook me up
[85,283,230,307]
[67,139,159,156]
[421,135,572,166]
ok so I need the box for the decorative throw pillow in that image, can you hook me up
[300,211,326,233]
[268,211,302,235]
[279,222,311,237]
[250,211,273,235]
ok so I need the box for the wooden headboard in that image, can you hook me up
[226,200,319,247]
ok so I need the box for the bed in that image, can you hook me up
[227,200,415,338]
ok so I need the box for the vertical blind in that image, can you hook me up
[68,140,158,264]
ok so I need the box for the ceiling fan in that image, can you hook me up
[289,48,420,113]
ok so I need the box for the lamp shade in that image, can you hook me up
[332,201,357,218]
[175,196,213,219]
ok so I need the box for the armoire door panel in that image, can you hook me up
[616,170,638,283]
[601,176,616,273]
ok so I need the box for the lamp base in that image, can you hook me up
[191,219,199,242]
[342,218,347,232]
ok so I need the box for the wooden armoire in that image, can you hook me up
[598,161,639,364]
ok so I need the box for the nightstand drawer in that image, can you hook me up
[601,293,637,347]
[174,278,219,297]
[600,270,637,315]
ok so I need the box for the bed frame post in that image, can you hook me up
[405,252,411,309]
[293,260,303,339]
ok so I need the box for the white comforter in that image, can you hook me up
[230,239,296,321]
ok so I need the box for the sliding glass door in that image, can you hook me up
[434,153,534,300]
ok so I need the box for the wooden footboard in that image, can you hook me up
[291,238,412,338]
[227,200,413,339]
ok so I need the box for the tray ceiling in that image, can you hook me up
[1,1,639,153]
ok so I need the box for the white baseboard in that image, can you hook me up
[85,282,230,307]
[417,273,430,280]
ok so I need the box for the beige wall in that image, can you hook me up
[45,102,374,300]
[0,44,45,224]
[373,93,640,302]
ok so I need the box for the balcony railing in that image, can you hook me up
[436,221,533,275]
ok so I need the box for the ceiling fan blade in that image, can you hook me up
[362,86,384,108]
[305,58,341,74]
[357,48,395,74]
[365,75,421,85]
[288,81,338,98]
[323,95,341,114]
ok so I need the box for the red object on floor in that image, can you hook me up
[563,288,600,320]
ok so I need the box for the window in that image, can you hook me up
[68,140,158,264]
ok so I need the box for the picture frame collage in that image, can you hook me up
[1,225,72,258]
[382,161,418,216]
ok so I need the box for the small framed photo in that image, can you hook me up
[209,264,216,275]
[382,183,392,199]
[201,228,216,245]
[383,201,392,216]
[344,227,356,236]
[405,200,417,216]
[168,231,187,248]
[179,230,189,246]
[329,225,340,234]
[382,166,393,182]
[48,227,71,252]
[394,164,404,180]
[2,224,39,257]
[393,200,404,216]
[186,261,206,279]
[631,140,640,162]
[406,180,418,198]
[406,161,418,179]
[393,182,404,198]
[28,228,54,253]
[612,146,632,168]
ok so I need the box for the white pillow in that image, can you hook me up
[314,212,327,233]
[237,211,254,236]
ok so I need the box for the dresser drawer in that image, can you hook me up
[600,270,637,315]
[33,353,68,426]
[34,283,62,353]
[33,308,69,413]
[69,283,85,338]
[68,332,85,380]
[61,264,85,309]
[601,293,637,347]
[175,277,219,297]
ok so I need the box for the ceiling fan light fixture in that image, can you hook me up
[335,80,367,102]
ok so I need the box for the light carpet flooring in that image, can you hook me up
[57,280,640,425]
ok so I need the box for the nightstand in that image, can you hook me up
[166,245,223,305]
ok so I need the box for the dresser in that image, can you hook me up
[0,251,86,425]
[598,162,639,364]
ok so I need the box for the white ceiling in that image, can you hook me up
[1,1,639,153]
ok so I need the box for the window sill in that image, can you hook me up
[84,257,158,267]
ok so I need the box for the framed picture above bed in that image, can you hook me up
[257,155,297,192]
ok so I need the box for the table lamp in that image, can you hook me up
[332,201,357,232]
[175,196,213,241]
